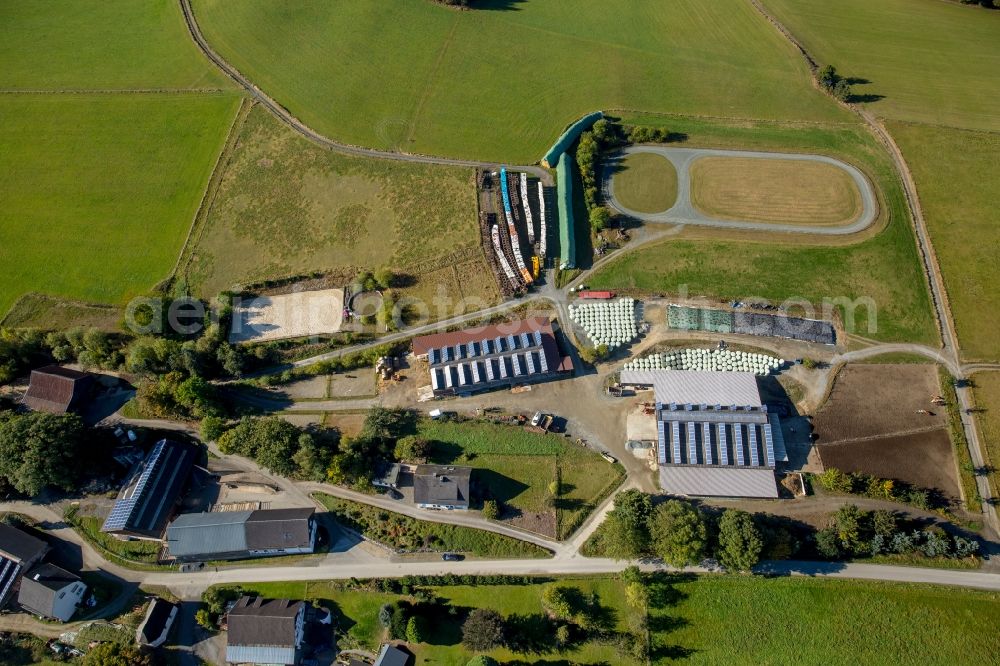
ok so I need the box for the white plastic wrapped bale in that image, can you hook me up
[622,348,783,376]
[569,298,639,350]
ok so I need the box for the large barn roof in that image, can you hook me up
[619,369,762,408]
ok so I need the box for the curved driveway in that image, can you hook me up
[603,146,878,235]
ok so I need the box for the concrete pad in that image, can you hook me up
[230,289,344,343]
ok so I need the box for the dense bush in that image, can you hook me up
[815,468,940,511]
[0,411,87,496]
[218,417,333,479]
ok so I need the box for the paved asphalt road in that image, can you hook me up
[603,145,878,235]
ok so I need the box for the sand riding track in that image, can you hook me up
[603,146,878,235]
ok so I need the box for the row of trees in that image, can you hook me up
[591,490,979,571]
[814,504,978,560]
[815,467,942,511]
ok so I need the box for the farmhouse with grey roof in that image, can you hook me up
[166,508,316,561]
[16,563,86,622]
[412,465,471,510]
[226,596,305,666]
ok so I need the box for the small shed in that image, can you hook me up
[22,365,93,414]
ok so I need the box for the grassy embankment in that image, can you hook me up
[312,493,551,559]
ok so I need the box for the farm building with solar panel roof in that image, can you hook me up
[620,369,787,498]
[412,317,573,396]
[101,439,197,540]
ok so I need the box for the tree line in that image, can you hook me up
[586,490,978,571]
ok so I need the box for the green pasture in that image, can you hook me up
[184,106,493,307]
[612,152,679,213]
[972,371,1000,499]
[652,575,1000,664]
[0,0,232,90]
[0,93,241,318]
[191,0,847,162]
[886,122,1000,362]
[588,115,938,345]
[224,576,641,666]
[417,419,625,538]
[762,0,1000,131]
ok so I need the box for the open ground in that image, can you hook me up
[0,0,241,321]
[611,152,678,214]
[653,575,1000,664]
[605,145,872,234]
[812,364,959,499]
[762,0,1000,132]
[182,106,499,310]
[190,0,849,163]
[0,93,241,318]
[229,289,345,344]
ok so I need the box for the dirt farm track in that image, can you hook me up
[813,364,960,499]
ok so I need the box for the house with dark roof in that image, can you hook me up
[0,524,50,608]
[166,508,316,562]
[102,439,197,540]
[412,465,471,510]
[22,365,94,414]
[16,564,86,622]
[226,597,305,666]
[372,462,402,489]
[374,644,411,666]
[136,597,178,648]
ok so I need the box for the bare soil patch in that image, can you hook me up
[814,364,946,442]
[814,364,958,498]
[690,156,862,226]
[230,288,344,343]
[818,429,959,500]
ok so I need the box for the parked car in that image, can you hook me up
[531,411,543,427]
[442,553,464,561]
[600,452,618,464]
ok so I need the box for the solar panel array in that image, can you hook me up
[654,404,779,469]
[102,439,171,532]
[426,329,553,395]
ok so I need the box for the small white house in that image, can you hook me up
[17,564,86,623]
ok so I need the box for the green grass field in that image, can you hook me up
[0,0,232,90]
[222,577,641,665]
[762,0,1000,131]
[0,93,241,318]
[191,0,848,162]
[417,419,625,538]
[184,105,497,308]
[588,115,937,344]
[652,575,1000,664]
[312,494,550,559]
[613,152,678,213]
[972,371,1000,499]
[885,122,1000,362]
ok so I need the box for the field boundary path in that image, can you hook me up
[748,0,999,538]
[178,0,552,185]
[603,145,878,235]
